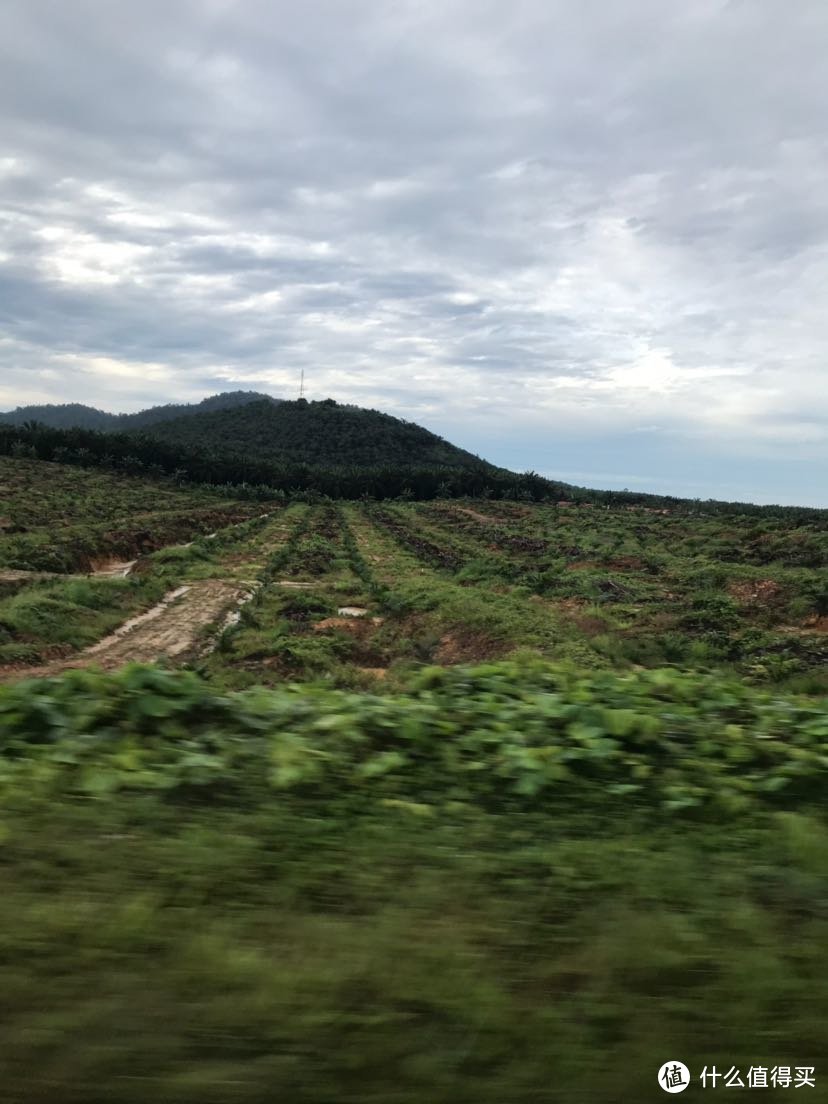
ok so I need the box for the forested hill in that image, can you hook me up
[140,398,489,469]
[0,391,278,431]
[2,394,486,469]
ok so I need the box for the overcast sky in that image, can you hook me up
[1,0,827,505]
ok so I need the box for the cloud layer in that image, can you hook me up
[1,0,827,503]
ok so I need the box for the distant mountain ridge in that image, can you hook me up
[0,391,279,431]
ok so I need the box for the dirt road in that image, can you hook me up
[7,580,254,678]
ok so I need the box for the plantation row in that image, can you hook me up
[1,480,825,693]
[420,503,552,555]
[362,502,640,604]
[362,503,468,571]
[0,503,267,574]
[206,504,398,687]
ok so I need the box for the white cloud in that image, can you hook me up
[0,0,826,502]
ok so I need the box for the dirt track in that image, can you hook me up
[8,580,253,678]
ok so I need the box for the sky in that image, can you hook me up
[1,0,826,506]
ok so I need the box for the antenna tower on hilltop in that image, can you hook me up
[299,369,305,399]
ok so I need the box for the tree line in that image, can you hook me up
[1,422,825,520]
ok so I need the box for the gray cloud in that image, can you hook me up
[1,0,827,503]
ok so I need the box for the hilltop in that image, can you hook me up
[139,397,488,470]
[0,390,279,431]
[0,393,541,500]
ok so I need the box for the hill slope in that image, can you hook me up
[140,398,490,470]
[0,390,279,431]
[0,402,116,431]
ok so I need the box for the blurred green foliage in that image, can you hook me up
[0,661,826,1102]
[2,660,825,815]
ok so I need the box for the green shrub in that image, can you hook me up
[681,593,741,631]
[1,660,825,816]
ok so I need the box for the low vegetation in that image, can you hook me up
[0,456,265,573]
[1,662,827,1101]
[0,445,825,1100]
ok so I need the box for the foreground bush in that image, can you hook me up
[0,662,826,1102]
[1,660,826,814]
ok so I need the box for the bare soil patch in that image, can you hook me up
[88,558,137,577]
[554,598,611,635]
[435,629,501,664]
[777,615,828,636]
[607,556,646,571]
[728,579,785,606]
[313,616,384,635]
